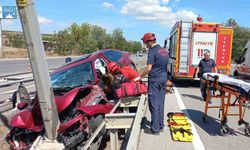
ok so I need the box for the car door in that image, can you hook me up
[237,48,247,76]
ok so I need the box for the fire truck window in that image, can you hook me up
[169,32,177,58]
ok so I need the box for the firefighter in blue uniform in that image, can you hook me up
[139,33,169,134]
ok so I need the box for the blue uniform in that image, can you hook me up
[198,58,216,99]
[198,58,216,77]
[147,44,168,133]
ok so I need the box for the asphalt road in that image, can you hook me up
[0,57,79,75]
[0,57,68,102]
[177,81,250,150]
[0,81,36,102]
[139,80,250,150]
[0,55,143,76]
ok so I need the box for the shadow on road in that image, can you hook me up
[0,113,11,130]
[174,80,200,88]
[182,94,203,101]
[141,116,151,131]
[183,109,224,136]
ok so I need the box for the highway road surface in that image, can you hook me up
[138,80,250,150]
[0,57,74,75]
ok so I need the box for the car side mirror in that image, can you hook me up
[235,57,241,64]
[18,83,32,103]
[17,101,29,110]
[164,38,169,48]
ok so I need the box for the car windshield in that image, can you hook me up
[51,62,94,89]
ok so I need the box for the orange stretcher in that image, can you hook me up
[202,74,250,136]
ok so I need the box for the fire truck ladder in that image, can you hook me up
[179,21,191,73]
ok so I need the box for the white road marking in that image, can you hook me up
[173,86,205,150]
[1,85,35,95]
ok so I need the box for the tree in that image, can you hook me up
[54,23,141,55]
[91,25,107,50]
[225,18,238,28]
[54,29,74,55]
[225,18,250,61]
[68,23,81,51]
[232,27,250,60]
[123,41,142,53]
[11,34,26,48]
[112,28,127,50]
[77,23,97,54]
[129,41,142,53]
[104,34,115,49]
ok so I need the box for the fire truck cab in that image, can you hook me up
[168,21,233,80]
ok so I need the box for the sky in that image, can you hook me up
[1,0,250,46]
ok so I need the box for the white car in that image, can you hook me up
[234,40,250,80]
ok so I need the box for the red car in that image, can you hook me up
[6,49,136,150]
[55,49,136,90]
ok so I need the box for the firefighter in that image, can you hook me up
[139,33,169,134]
[108,62,140,81]
[195,50,217,102]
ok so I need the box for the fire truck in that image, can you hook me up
[167,21,233,80]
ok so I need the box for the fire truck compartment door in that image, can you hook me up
[192,32,217,65]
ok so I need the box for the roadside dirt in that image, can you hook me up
[0,46,59,59]
[0,125,10,150]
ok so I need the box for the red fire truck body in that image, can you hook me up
[168,21,233,80]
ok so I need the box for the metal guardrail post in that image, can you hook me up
[106,113,135,150]
[126,94,147,150]
[82,100,121,150]
[110,129,119,150]
[83,94,146,150]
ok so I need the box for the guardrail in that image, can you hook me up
[82,100,122,150]
[126,94,147,150]
[0,72,33,87]
[82,94,147,150]
[0,71,32,78]
[0,69,55,87]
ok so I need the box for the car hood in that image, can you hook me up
[54,85,93,113]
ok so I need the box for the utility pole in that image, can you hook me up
[0,18,2,57]
[15,0,63,149]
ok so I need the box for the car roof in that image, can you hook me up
[51,49,125,74]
